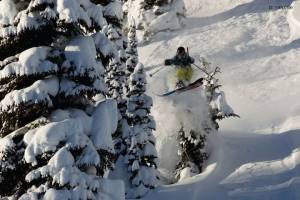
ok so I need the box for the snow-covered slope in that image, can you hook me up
[138,0,300,199]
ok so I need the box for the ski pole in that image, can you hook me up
[192,63,210,76]
[149,66,168,77]
[144,63,164,72]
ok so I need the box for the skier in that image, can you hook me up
[165,47,195,88]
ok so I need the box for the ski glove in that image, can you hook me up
[165,59,172,66]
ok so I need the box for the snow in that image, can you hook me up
[93,32,118,58]
[98,179,125,200]
[24,99,118,165]
[1,0,300,199]
[91,99,118,152]
[0,47,57,79]
[293,1,300,23]
[148,11,181,34]
[0,0,17,25]
[104,0,123,21]
[86,4,107,28]
[24,116,89,165]
[43,189,71,200]
[0,77,59,111]
[24,146,121,200]
[124,0,185,36]
[64,36,104,78]
[17,13,40,33]
[0,0,108,40]
[221,148,300,185]
[136,0,300,199]
[56,0,91,26]
[0,26,17,38]
[210,90,236,118]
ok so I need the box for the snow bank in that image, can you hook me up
[221,148,300,185]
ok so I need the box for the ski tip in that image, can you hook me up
[153,92,167,97]
[155,91,176,97]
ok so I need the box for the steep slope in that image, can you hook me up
[138,0,300,199]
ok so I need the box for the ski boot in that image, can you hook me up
[175,80,185,89]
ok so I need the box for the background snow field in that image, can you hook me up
[139,0,300,199]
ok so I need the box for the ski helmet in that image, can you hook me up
[177,46,186,55]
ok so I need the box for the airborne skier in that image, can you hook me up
[165,47,195,88]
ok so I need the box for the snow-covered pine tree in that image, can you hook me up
[124,63,158,198]
[175,126,208,181]
[125,23,139,77]
[97,1,131,166]
[142,0,169,10]
[111,23,139,161]
[201,58,240,130]
[0,1,122,199]
[102,0,125,55]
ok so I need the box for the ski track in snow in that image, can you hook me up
[138,0,300,199]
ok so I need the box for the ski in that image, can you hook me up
[158,78,204,97]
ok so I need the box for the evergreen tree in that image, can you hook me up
[201,59,240,130]
[175,127,208,181]
[124,63,158,198]
[98,0,130,165]
[125,23,139,77]
[174,59,238,181]
[0,1,122,199]
[143,0,170,10]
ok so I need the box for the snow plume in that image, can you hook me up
[153,86,211,174]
